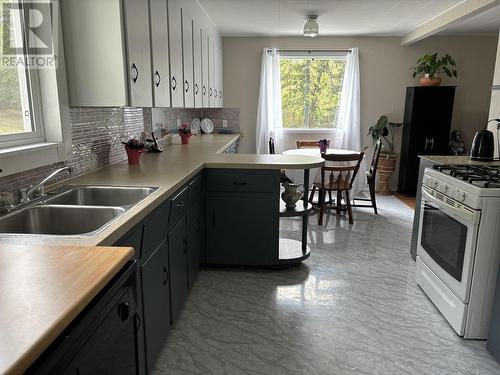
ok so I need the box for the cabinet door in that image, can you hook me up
[168,0,183,107]
[187,200,202,288]
[213,37,219,108]
[168,216,188,322]
[182,9,194,108]
[201,29,209,108]
[208,34,215,107]
[206,196,275,265]
[218,41,223,107]
[62,288,138,375]
[193,21,203,109]
[123,0,153,107]
[141,241,171,371]
[150,0,170,107]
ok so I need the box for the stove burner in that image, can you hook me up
[433,164,500,188]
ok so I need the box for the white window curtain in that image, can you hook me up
[256,48,283,154]
[334,47,360,151]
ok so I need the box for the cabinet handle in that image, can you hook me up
[154,70,161,88]
[163,266,169,285]
[195,83,199,95]
[212,213,215,228]
[233,181,248,186]
[172,76,177,90]
[131,63,139,84]
[185,80,190,93]
[117,302,130,322]
[196,219,201,232]
[176,200,185,207]
[134,313,142,331]
[219,90,222,100]
[203,86,206,96]
[214,90,218,98]
[209,88,213,97]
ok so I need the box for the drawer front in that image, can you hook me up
[206,172,276,193]
[188,175,202,208]
[142,201,170,261]
[169,187,189,226]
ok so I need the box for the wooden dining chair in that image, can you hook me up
[353,138,382,214]
[312,152,365,225]
[296,140,318,149]
[269,137,292,183]
[269,137,276,154]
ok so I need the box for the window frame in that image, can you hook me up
[279,51,348,132]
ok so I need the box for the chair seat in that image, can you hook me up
[313,181,352,191]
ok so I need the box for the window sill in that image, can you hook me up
[0,142,61,158]
[0,142,70,178]
[282,128,336,133]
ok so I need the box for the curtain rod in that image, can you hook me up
[266,48,352,54]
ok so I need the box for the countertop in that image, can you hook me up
[0,245,134,375]
[420,155,500,166]
[0,134,324,246]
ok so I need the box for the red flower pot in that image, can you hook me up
[179,132,192,144]
[125,146,142,165]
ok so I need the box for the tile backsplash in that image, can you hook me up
[0,107,239,194]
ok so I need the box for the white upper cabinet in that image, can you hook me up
[150,0,170,107]
[168,0,183,108]
[193,21,202,109]
[218,41,224,107]
[123,0,153,107]
[61,0,222,108]
[61,0,134,106]
[208,34,215,108]
[201,30,209,108]
[181,8,194,108]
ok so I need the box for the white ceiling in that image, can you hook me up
[197,0,498,37]
[438,3,500,34]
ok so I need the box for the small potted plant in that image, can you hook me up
[412,53,457,86]
[179,124,192,144]
[317,139,330,153]
[367,115,404,195]
[122,138,145,165]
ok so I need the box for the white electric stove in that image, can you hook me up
[416,165,500,338]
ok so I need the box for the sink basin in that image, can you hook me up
[46,186,157,207]
[0,205,125,236]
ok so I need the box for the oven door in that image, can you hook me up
[417,187,481,303]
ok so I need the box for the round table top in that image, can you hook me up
[283,148,359,157]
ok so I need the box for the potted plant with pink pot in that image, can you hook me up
[122,138,145,165]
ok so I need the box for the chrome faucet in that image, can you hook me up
[19,166,74,204]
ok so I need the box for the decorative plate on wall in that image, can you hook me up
[201,118,214,134]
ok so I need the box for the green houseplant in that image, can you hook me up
[412,53,457,86]
[367,115,404,195]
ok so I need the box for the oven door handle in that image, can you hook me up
[422,188,480,225]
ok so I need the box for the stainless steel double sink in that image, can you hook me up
[0,186,158,237]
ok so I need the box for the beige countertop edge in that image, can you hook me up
[1,246,134,375]
[0,134,324,247]
[420,155,500,166]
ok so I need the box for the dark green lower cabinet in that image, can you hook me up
[205,196,277,265]
[187,199,203,288]
[141,241,171,372]
[168,216,188,322]
[61,287,138,375]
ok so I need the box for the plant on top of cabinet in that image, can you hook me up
[411,53,457,87]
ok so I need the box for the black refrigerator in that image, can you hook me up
[398,86,455,196]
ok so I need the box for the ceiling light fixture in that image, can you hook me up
[303,15,319,38]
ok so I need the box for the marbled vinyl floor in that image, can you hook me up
[153,196,500,375]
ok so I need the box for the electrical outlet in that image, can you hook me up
[222,120,228,128]
[176,119,182,128]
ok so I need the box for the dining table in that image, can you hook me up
[282,148,366,199]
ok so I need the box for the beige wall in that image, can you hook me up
[223,35,497,173]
